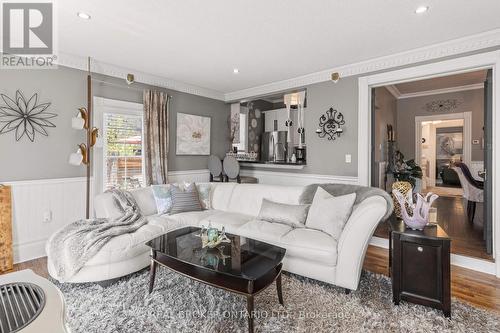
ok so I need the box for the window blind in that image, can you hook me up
[103,113,144,191]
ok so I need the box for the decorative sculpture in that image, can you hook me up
[392,190,439,230]
[199,224,231,248]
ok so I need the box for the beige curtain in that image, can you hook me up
[143,90,171,185]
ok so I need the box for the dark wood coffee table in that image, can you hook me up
[145,227,286,333]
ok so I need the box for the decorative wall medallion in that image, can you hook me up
[315,107,345,141]
[0,90,56,142]
[423,99,461,113]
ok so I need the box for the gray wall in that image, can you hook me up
[396,89,484,161]
[0,66,229,181]
[241,77,359,176]
[303,78,359,176]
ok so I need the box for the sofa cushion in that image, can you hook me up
[306,187,356,240]
[130,187,158,216]
[151,184,173,214]
[226,184,304,216]
[237,219,293,244]
[211,183,237,211]
[170,185,202,214]
[196,183,214,209]
[280,228,338,266]
[94,192,123,219]
[199,211,255,234]
[149,210,218,230]
[86,223,165,266]
[257,198,309,228]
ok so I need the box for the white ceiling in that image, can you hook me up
[58,0,500,95]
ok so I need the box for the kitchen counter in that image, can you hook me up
[238,160,306,170]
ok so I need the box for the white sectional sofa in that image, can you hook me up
[47,183,392,291]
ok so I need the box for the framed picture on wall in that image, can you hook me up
[176,113,211,155]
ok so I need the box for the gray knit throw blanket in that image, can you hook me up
[46,189,147,282]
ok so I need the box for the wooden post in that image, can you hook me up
[0,185,13,272]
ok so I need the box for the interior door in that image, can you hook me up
[484,69,493,255]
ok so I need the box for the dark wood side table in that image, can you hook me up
[389,217,451,317]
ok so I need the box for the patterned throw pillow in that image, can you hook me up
[170,185,202,214]
[151,184,173,215]
[196,183,213,209]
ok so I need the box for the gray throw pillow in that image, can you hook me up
[170,185,202,214]
[257,198,310,228]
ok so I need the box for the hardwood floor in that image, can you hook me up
[2,257,48,278]
[374,196,493,261]
[2,251,500,314]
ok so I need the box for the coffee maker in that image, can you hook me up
[294,146,306,162]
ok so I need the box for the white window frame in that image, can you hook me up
[93,97,144,194]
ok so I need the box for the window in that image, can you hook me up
[94,97,144,193]
[103,113,144,191]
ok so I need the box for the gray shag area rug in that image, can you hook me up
[56,269,500,333]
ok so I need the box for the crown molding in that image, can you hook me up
[56,52,225,101]
[224,28,500,102]
[397,83,484,99]
[385,85,402,99]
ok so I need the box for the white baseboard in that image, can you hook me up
[240,169,358,186]
[369,236,496,276]
[13,239,47,263]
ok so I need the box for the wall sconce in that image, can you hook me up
[69,144,88,165]
[331,72,340,83]
[71,107,89,129]
[315,107,345,141]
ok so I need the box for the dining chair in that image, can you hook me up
[452,162,484,222]
[222,156,258,184]
[208,155,224,182]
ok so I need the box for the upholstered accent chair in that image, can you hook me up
[452,162,484,222]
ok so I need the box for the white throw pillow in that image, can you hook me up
[258,198,310,228]
[305,187,356,240]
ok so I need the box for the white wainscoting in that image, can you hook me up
[5,170,211,264]
[2,177,88,264]
[240,169,358,186]
[167,169,210,183]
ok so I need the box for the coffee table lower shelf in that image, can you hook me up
[148,250,284,333]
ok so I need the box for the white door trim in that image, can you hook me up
[358,50,500,276]
[415,112,472,186]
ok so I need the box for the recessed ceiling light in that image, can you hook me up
[233,68,239,74]
[415,6,429,14]
[77,12,91,20]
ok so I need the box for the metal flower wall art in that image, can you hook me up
[0,90,56,142]
[423,99,461,113]
[315,107,345,141]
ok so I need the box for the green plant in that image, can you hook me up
[392,150,423,188]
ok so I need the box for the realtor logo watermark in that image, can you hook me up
[1,1,57,68]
